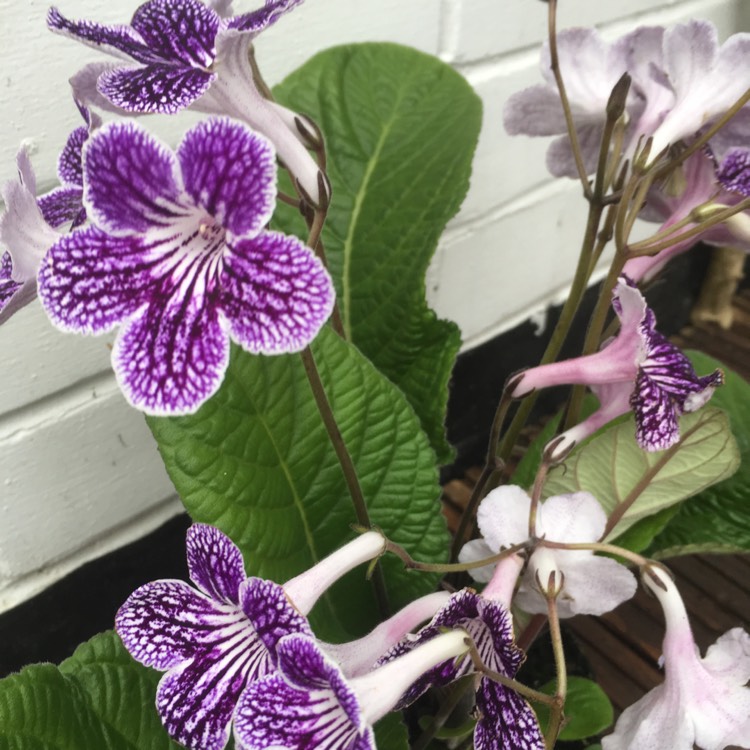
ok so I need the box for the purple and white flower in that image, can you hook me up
[116,523,386,750]
[460,486,637,617]
[627,147,750,281]
[48,0,326,204]
[0,150,61,324]
[504,21,750,176]
[38,117,334,415]
[234,629,470,750]
[377,589,545,750]
[602,566,750,750]
[37,102,99,230]
[511,277,723,453]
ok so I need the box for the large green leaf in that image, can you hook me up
[0,632,178,750]
[272,43,482,463]
[149,327,448,641]
[648,352,750,557]
[544,406,739,538]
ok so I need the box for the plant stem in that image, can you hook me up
[450,388,513,560]
[299,346,390,616]
[388,540,528,573]
[544,595,567,749]
[547,0,592,197]
[541,539,649,568]
[627,197,750,257]
[467,640,556,706]
[528,459,551,537]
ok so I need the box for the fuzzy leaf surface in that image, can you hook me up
[648,352,750,556]
[149,327,448,641]
[0,631,179,750]
[544,406,739,538]
[273,43,482,463]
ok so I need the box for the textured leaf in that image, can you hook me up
[544,407,739,538]
[648,352,750,557]
[0,631,178,750]
[273,43,482,463]
[149,327,448,641]
[611,504,680,553]
[534,676,613,741]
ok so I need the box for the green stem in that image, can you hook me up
[543,595,567,749]
[299,347,390,616]
[547,0,592,197]
[541,539,649,568]
[450,388,513,560]
[388,540,527,574]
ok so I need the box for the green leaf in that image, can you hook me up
[148,326,448,640]
[544,407,739,538]
[374,712,409,750]
[273,43,482,463]
[534,676,613,741]
[512,413,562,489]
[648,352,750,557]
[0,632,178,750]
[611,504,681,553]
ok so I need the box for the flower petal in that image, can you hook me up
[47,6,161,64]
[220,232,335,354]
[178,118,276,236]
[71,62,135,115]
[520,554,637,618]
[38,227,154,334]
[240,578,313,668]
[0,253,27,323]
[717,147,750,196]
[476,485,532,552]
[112,277,229,415]
[37,186,85,229]
[0,163,59,283]
[458,539,496,583]
[545,125,603,178]
[663,20,718,101]
[631,370,679,450]
[229,0,304,33]
[537,492,606,543]
[702,628,750,685]
[474,677,544,750]
[58,126,88,186]
[115,579,251,670]
[84,121,187,234]
[186,523,246,605]
[503,85,567,137]
[601,684,694,750]
[0,277,36,325]
[235,633,371,750]
[131,0,220,68]
[156,619,270,750]
[98,63,215,114]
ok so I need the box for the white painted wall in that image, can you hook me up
[0,0,745,611]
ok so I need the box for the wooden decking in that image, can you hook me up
[442,289,750,714]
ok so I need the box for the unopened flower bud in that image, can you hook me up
[606,72,631,122]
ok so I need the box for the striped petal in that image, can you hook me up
[187,523,246,605]
[234,634,373,750]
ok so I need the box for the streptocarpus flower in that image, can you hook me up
[378,589,545,750]
[459,486,637,617]
[36,103,99,230]
[626,147,750,282]
[504,21,750,176]
[116,524,387,750]
[602,566,750,750]
[38,117,334,415]
[48,0,326,205]
[0,150,60,324]
[234,629,470,750]
[511,277,723,453]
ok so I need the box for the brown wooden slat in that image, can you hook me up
[668,557,750,624]
[697,554,750,596]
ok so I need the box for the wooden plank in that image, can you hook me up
[694,554,750,597]
[668,557,750,624]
